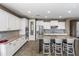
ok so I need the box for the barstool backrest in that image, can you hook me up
[43,37,50,43]
[55,38,62,43]
[67,38,75,43]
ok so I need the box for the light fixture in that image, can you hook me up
[68,10,72,14]
[47,11,51,13]
[27,11,31,13]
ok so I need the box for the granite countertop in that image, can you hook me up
[43,33,68,36]
[0,35,25,45]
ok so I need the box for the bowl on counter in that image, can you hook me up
[0,39,8,43]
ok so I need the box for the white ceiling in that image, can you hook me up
[1,3,79,19]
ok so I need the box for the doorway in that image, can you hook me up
[70,20,77,37]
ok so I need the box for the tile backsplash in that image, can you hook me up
[44,29,65,34]
[0,31,19,40]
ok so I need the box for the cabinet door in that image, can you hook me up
[6,40,19,56]
[8,13,20,30]
[8,14,16,30]
[6,43,14,56]
[50,21,58,26]
[11,40,18,54]
[21,36,26,43]
[20,19,26,35]
[15,38,21,50]
[15,18,20,30]
[43,22,50,29]
[58,22,65,29]
[0,9,21,31]
[0,9,8,31]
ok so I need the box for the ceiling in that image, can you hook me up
[1,3,79,19]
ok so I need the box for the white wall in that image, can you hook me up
[0,9,9,31]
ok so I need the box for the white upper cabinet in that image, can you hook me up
[57,22,65,29]
[8,14,20,30]
[43,22,51,29]
[0,9,8,31]
[8,14,16,30]
[0,9,21,31]
[50,20,58,26]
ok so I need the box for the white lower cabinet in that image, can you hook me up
[0,36,27,56]
[6,43,14,56]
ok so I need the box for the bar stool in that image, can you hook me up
[55,39,63,56]
[67,38,75,56]
[50,39,55,55]
[43,37,51,56]
[62,39,67,56]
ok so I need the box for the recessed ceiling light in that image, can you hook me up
[45,16,47,18]
[68,10,71,14]
[59,16,62,18]
[27,11,31,13]
[47,11,51,13]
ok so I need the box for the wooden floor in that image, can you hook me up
[14,40,42,56]
[14,40,79,56]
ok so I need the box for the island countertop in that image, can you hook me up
[0,35,25,45]
[43,33,68,36]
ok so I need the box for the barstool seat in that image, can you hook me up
[66,38,75,56]
[55,38,63,56]
[43,37,51,55]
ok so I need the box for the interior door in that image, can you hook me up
[29,19,36,40]
[70,20,76,37]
